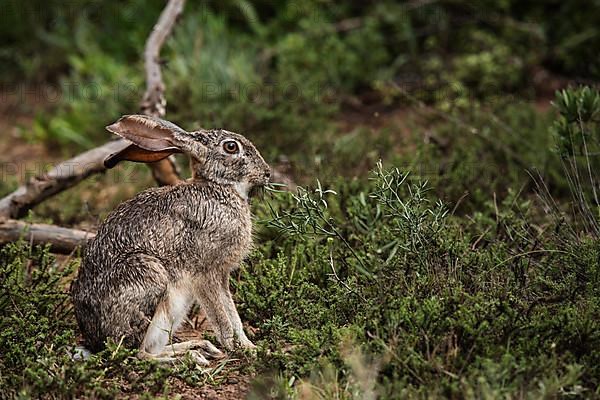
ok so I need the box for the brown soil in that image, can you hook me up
[169,371,252,400]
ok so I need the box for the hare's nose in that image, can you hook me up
[264,170,271,179]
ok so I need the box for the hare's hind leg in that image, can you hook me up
[98,255,168,351]
[141,281,195,354]
[140,281,224,363]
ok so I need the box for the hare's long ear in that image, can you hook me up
[103,115,187,168]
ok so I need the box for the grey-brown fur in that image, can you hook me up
[70,115,270,358]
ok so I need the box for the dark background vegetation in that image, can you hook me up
[1,0,599,398]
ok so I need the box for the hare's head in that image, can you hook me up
[104,115,271,197]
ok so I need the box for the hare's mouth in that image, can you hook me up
[249,185,265,199]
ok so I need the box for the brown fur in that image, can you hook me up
[71,115,270,357]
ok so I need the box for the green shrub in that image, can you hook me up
[24,0,599,156]
[2,156,599,397]
[240,163,600,398]
[549,86,600,237]
[0,241,77,397]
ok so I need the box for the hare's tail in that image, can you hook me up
[70,346,92,361]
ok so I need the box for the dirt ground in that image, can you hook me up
[169,374,252,400]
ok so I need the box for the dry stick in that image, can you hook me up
[139,0,186,186]
[0,140,130,219]
[141,0,185,118]
[0,0,186,249]
[0,219,95,254]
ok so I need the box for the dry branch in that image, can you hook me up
[141,0,185,118]
[0,0,187,219]
[0,0,293,254]
[0,140,130,219]
[0,219,95,254]
[139,0,186,186]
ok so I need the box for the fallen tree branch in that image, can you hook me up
[0,140,130,219]
[0,0,187,218]
[0,219,95,254]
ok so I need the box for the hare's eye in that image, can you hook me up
[223,140,239,154]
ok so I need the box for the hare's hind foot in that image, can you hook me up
[169,339,225,359]
[139,340,224,365]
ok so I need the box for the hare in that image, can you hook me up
[70,115,270,364]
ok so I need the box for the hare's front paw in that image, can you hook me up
[239,337,256,349]
[187,350,211,366]
[191,339,226,359]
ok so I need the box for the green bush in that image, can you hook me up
[550,87,600,236]
[239,162,600,398]
[2,151,599,397]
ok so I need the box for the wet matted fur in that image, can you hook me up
[70,115,270,358]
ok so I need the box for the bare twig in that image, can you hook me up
[328,251,366,301]
[139,0,187,186]
[141,0,185,185]
[0,0,187,219]
[0,219,95,254]
[141,0,185,118]
[0,140,130,219]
